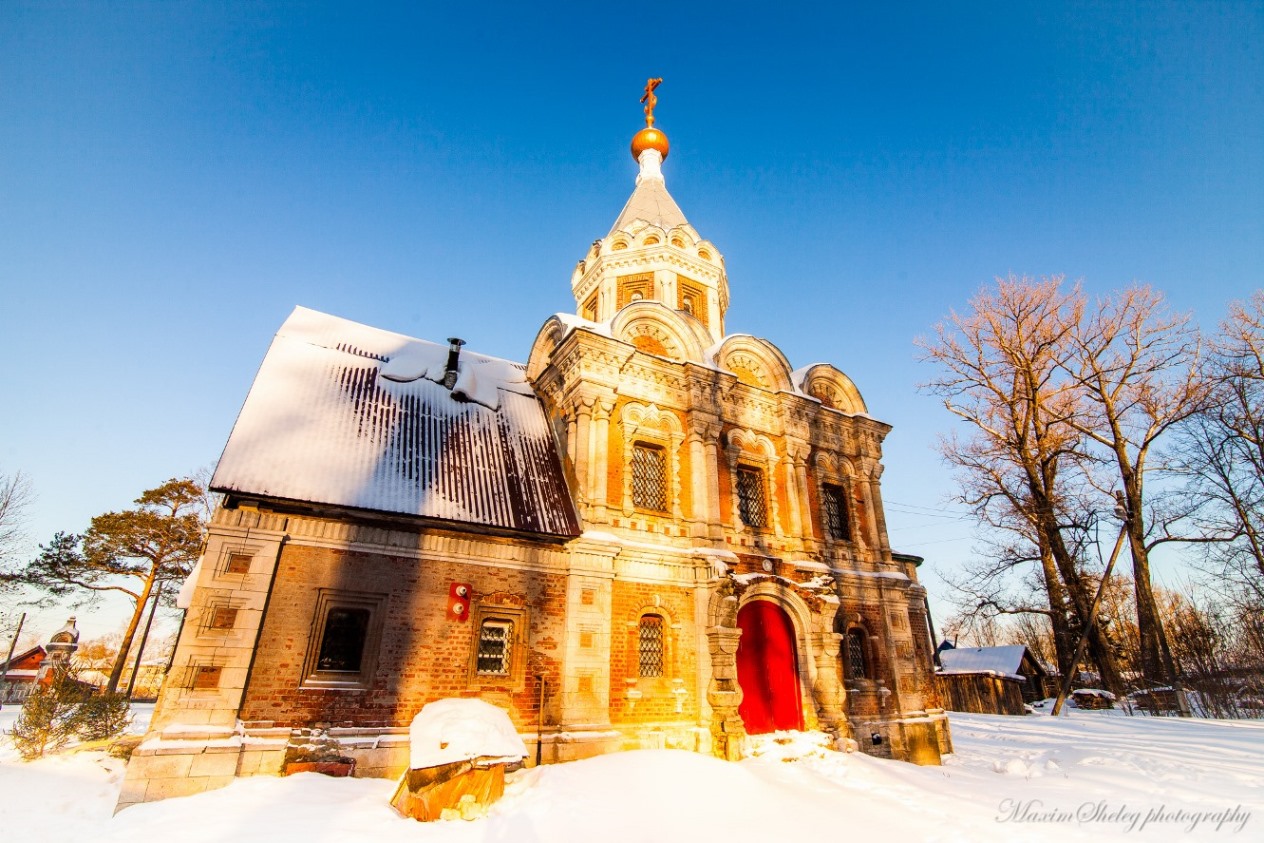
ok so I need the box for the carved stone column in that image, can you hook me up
[591,396,616,512]
[809,631,851,740]
[687,426,710,537]
[784,442,811,542]
[867,463,892,555]
[706,624,746,761]
[701,422,724,538]
[795,456,815,549]
[572,396,593,509]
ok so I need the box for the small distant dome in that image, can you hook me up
[631,127,669,161]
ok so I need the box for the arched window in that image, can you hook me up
[638,614,665,677]
[821,483,851,541]
[737,466,767,528]
[846,628,870,680]
[631,443,668,512]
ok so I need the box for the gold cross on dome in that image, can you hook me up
[641,78,663,127]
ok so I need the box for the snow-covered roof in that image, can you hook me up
[1070,688,1117,700]
[211,307,581,538]
[938,645,1035,678]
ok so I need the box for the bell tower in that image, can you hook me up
[569,79,729,344]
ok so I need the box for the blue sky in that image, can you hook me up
[2,2,1261,641]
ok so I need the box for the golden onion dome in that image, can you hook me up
[631,127,669,161]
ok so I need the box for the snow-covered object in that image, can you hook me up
[210,307,580,537]
[378,344,449,385]
[176,557,203,609]
[1071,688,1117,701]
[407,699,527,771]
[378,341,531,411]
[938,645,1030,680]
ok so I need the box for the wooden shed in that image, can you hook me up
[935,645,1049,715]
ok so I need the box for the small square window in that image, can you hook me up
[225,552,252,574]
[822,483,851,541]
[209,607,238,630]
[737,467,767,528]
[468,602,528,688]
[632,443,668,512]
[302,590,387,689]
[476,619,513,675]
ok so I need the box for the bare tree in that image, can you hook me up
[0,470,34,569]
[1060,286,1210,687]
[919,276,1122,691]
[1177,292,1264,595]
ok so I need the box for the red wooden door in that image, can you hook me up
[736,600,804,734]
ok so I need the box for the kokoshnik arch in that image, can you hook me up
[117,81,951,810]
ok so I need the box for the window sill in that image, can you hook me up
[301,674,369,691]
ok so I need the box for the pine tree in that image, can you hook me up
[9,665,89,759]
[0,478,206,692]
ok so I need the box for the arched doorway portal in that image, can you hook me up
[736,600,804,734]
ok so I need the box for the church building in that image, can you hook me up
[118,86,950,810]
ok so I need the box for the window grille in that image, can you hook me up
[477,619,513,675]
[737,467,767,528]
[639,615,665,677]
[822,483,851,541]
[847,629,868,679]
[632,444,668,512]
[316,607,370,672]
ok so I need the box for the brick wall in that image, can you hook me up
[239,541,568,733]
[607,580,698,725]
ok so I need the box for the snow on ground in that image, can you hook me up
[0,704,1259,842]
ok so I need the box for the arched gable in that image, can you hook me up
[711,335,794,392]
[795,364,868,415]
[526,316,565,380]
[812,450,860,480]
[610,301,707,363]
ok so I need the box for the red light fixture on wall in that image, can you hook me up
[447,583,471,621]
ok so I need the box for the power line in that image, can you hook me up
[885,507,972,522]
[884,498,972,516]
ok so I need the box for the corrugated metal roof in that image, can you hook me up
[211,307,580,538]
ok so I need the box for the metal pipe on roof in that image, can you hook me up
[443,338,466,390]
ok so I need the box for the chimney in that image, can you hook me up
[443,337,465,389]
